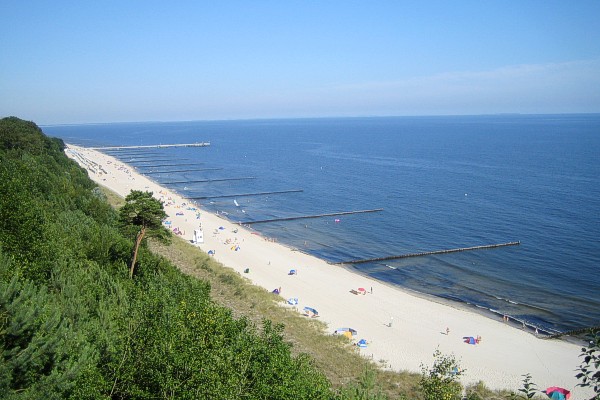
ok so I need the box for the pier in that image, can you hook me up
[333,241,521,265]
[163,177,257,185]
[190,189,304,200]
[93,142,210,150]
[240,208,384,225]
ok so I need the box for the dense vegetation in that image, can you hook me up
[0,117,334,398]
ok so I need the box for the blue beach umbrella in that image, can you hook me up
[335,327,357,336]
[303,306,318,316]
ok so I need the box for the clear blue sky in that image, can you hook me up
[1,1,599,124]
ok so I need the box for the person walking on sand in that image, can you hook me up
[389,317,393,328]
[446,327,450,335]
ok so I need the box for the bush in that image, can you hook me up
[419,349,464,400]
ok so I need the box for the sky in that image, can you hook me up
[1,1,600,124]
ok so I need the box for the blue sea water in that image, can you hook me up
[44,115,600,333]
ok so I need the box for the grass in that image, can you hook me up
[100,186,515,399]
[147,235,421,396]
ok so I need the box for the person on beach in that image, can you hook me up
[389,317,393,328]
[446,327,450,335]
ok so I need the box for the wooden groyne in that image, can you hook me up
[163,177,256,185]
[135,163,199,168]
[125,155,165,159]
[93,142,210,150]
[104,150,156,156]
[145,168,223,175]
[240,208,384,225]
[333,241,520,265]
[543,325,599,340]
[190,189,304,200]
[127,159,185,164]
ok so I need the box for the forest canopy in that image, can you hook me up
[0,117,334,399]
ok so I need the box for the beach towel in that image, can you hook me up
[463,336,477,345]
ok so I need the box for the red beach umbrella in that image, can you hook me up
[545,386,571,400]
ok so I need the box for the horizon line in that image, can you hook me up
[37,111,600,127]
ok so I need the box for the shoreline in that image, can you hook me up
[339,263,582,346]
[64,144,592,397]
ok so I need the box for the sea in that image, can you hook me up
[44,114,600,334]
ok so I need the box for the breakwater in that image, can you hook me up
[334,241,521,265]
[240,208,384,225]
[190,189,304,199]
[93,142,210,150]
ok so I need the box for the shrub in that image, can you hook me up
[419,349,464,400]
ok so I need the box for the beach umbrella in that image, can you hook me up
[287,298,298,306]
[303,306,318,316]
[357,339,368,348]
[335,327,357,336]
[545,387,571,400]
[357,287,366,294]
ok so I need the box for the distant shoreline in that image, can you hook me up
[41,112,600,128]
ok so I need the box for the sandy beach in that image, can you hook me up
[65,144,592,398]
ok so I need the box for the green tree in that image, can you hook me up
[118,190,169,278]
[575,329,600,399]
[0,117,345,398]
[419,349,464,400]
[0,274,94,398]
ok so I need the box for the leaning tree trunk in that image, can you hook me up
[129,227,146,278]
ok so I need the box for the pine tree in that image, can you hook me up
[118,190,169,278]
